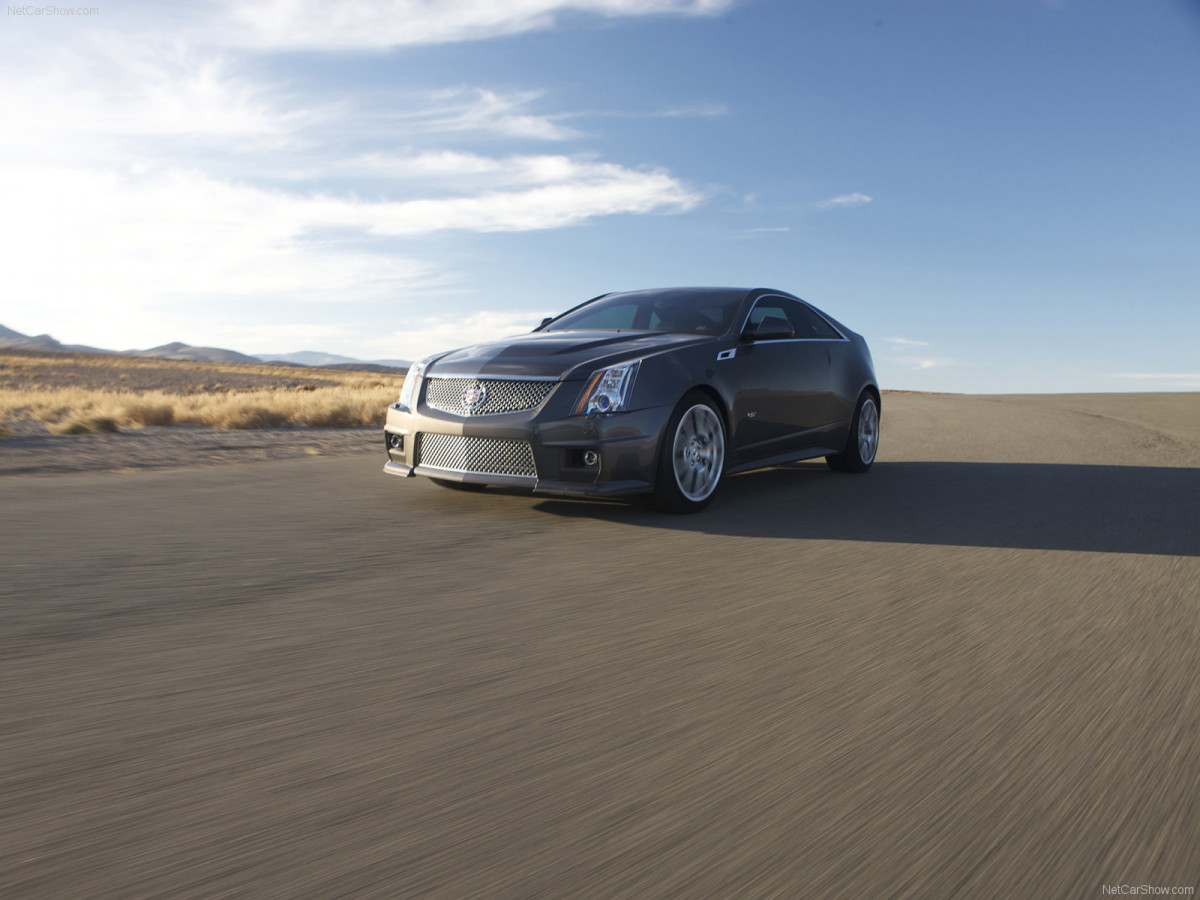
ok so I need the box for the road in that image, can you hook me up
[2,393,1198,898]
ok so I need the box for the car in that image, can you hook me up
[383,287,879,512]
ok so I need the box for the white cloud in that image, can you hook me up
[881,337,954,372]
[895,357,944,370]
[0,160,697,344]
[221,0,740,50]
[0,40,315,165]
[569,100,729,121]
[654,101,729,118]
[389,88,581,140]
[356,151,590,184]
[817,192,872,209]
[0,4,714,353]
[313,165,700,234]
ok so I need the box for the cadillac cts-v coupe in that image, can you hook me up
[383,287,879,512]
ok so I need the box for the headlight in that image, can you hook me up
[574,360,640,415]
[397,357,432,409]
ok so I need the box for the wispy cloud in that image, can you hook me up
[220,0,741,51]
[653,101,730,118]
[389,88,582,141]
[0,39,316,165]
[0,0,726,353]
[0,161,698,311]
[817,192,872,209]
[892,357,946,370]
[567,101,729,121]
[881,338,953,371]
[0,26,705,350]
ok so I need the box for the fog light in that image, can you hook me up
[582,450,599,467]
[388,433,404,450]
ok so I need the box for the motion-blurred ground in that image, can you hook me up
[1,392,1197,898]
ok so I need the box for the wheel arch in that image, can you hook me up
[686,383,732,440]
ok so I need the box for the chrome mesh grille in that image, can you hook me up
[416,433,537,479]
[425,377,556,416]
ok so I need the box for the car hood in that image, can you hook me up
[427,330,714,380]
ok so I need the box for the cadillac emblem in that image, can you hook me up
[462,383,487,412]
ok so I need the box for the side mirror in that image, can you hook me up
[743,315,795,341]
[536,317,554,331]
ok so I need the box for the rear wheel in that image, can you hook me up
[826,392,879,473]
[653,392,726,513]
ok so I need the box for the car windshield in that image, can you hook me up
[543,290,743,336]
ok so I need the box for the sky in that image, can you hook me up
[1,0,1198,392]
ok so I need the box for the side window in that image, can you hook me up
[791,303,841,339]
[747,298,842,339]
[649,304,730,334]
[747,305,788,327]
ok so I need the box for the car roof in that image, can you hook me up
[600,287,760,304]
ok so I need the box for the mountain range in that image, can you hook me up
[0,325,410,371]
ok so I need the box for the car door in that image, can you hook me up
[726,297,833,463]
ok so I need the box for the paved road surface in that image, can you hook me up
[2,393,1198,897]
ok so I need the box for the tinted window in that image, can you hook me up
[746,297,841,339]
[558,302,639,331]
[545,291,741,335]
[793,303,841,339]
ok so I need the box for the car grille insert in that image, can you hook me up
[425,377,556,416]
[415,433,537,479]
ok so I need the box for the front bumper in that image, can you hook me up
[382,396,672,497]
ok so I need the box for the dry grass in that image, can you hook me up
[0,350,404,432]
[48,416,121,435]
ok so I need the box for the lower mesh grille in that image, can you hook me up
[415,433,537,479]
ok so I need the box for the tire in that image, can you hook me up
[431,478,487,492]
[653,391,727,513]
[826,391,879,473]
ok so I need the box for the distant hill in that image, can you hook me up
[263,350,411,369]
[260,350,364,367]
[0,325,112,355]
[130,341,263,364]
[0,324,408,372]
[0,331,65,352]
[318,362,408,374]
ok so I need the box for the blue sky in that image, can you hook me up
[2,0,1197,391]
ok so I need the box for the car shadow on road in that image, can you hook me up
[533,461,1200,557]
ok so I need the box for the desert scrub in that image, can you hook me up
[0,383,403,430]
[48,415,121,435]
[121,399,175,427]
[0,351,405,430]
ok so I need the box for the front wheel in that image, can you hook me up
[653,392,726,513]
[826,391,879,473]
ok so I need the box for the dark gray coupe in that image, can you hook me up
[383,287,879,512]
